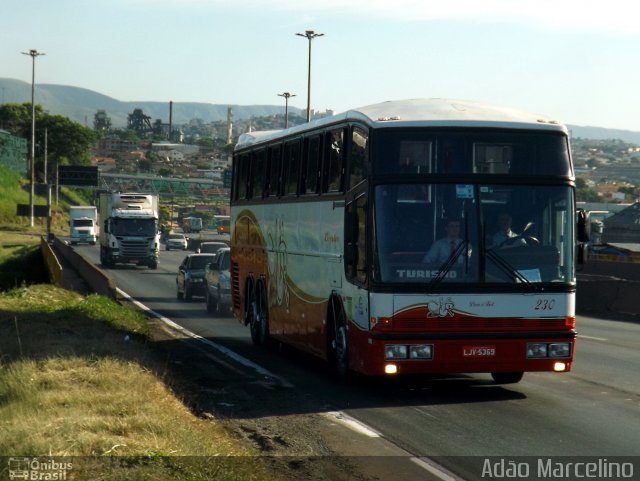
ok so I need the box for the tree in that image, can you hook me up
[0,103,96,174]
[37,114,96,167]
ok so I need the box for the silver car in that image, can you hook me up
[204,247,231,314]
[166,233,188,251]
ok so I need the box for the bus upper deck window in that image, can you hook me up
[474,144,513,174]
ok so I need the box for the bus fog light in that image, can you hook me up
[409,345,433,359]
[549,343,571,358]
[385,364,398,374]
[527,343,548,358]
[385,345,408,360]
[554,362,568,372]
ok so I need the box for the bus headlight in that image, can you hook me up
[409,345,433,359]
[527,343,548,358]
[385,345,408,360]
[549,343,571,358]
[527,342,572,359]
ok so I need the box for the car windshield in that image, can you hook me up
[200,243,225,253]
[189,255,215,269]
[169,234,185,240]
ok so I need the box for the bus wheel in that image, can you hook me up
[250,284,269,346]
[491,372,524,384]
[329,297,349,381]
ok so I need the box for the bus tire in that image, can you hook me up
[491,372,524,384]
[329,296,349,381]
[249,283,269,346]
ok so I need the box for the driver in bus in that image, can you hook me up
[422,218,472,265]
[491,212,527,248]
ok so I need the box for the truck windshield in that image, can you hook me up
[111,218,157,237]
[373,183,574,286]
[73,219,94,227]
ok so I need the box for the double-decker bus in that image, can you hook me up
[230,98,586,383]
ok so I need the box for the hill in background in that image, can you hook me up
[2,77,640,143]
[0,78,301,128]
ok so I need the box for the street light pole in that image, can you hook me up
[22,49,45,228]
[295,30,323,122]
[277,92,296,128]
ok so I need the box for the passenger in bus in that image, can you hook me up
[491,212,527,248]
[422,218,472,265]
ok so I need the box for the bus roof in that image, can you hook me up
[236,98,567,150]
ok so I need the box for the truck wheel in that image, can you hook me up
[149,261,158,269]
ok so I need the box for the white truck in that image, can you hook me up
[69,205,98,245]
[98,192,160,269]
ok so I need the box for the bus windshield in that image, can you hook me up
[373,183,574,285]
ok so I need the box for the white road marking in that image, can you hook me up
[116,287,294,388]
[322,411,381,437]
[411,457,465,481]
[577,334,608,341]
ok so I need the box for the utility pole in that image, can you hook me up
[278,92,296,128]
[21,49,45,227]
[295,30,323,122]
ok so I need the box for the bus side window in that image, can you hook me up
[267,144,282,197]
[283,139,302,196]
[252,149,267,199]
[349,126,368,189]
[303,135,321,194]
[323,128,345,193]
[236,153,250,200]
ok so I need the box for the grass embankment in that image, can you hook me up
[0,234,278,478]
[0,285,276,479]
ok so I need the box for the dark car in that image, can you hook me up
[176,253,217,301]
[204,247,231,314]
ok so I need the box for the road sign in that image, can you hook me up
[223,169,232,188]
[17,204,49,217]
[58,166,99,186]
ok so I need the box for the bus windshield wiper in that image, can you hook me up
[430,241,469,287]
[485,248,539,291]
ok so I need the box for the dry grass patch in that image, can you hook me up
[0,285,281,481]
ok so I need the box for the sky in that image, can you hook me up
[2,0,640,131]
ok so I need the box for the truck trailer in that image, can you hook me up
[69,205,98,245]
[98,192,160,269]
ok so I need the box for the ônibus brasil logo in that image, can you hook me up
[7,457,72,480]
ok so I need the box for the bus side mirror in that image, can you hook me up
[576,209,590,243]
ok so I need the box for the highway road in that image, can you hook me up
[74,238,640,480]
